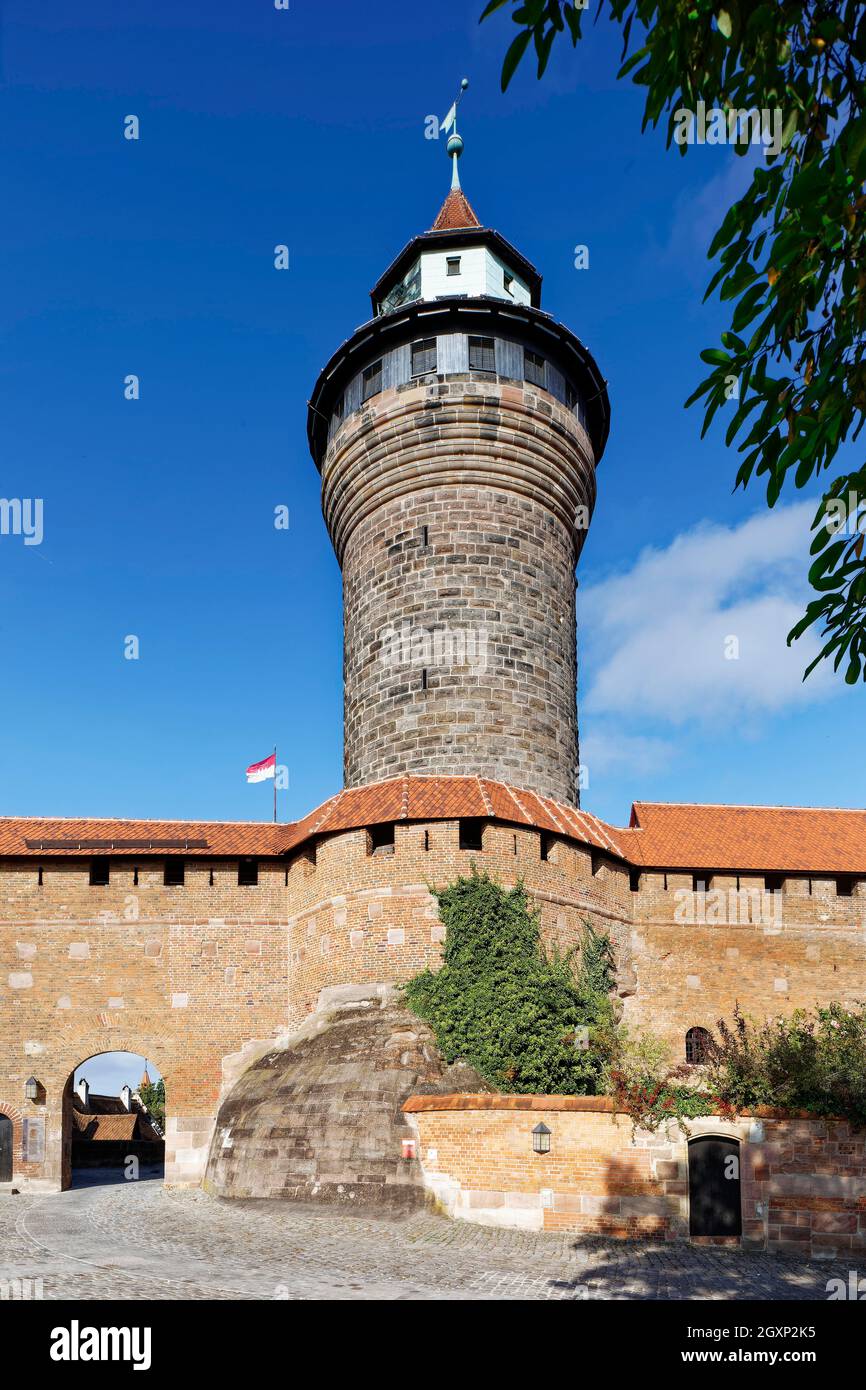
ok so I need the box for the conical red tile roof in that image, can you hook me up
[431,187,481,231]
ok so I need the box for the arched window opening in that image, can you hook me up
[685,1026,711,1065]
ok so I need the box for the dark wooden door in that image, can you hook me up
[688,1136,741,1237]
[0,1113,12,1182]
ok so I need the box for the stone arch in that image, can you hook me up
[60,1042,167,1192]
[0,1099,23,1183]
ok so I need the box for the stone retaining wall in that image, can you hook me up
[404,1094,866,1260]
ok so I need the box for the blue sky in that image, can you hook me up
[1,0,862,828]
[74,1052,162,1094]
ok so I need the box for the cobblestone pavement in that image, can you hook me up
[0,1177,852,1301]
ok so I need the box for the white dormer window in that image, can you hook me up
[446,256,461,276]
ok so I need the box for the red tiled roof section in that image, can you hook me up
[4,781,866,874]
[629,802,866,875]
[0,816,286,858]
[279,777,633,859]
[431,188,481,230]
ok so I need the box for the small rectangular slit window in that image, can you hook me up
[362,360,382,401]
[133,867,139,887]
[368,823,395,856]
[238,858,259,887]
[525,349,545,386]
[421,668,428,691]
[37,866,43,887]
[209,867,215,887]
[459,819,484,852]
[411,338,437,376]
[421,525,429,548]
[164,859,185,887]
[468,335,495,372]
[446,256,461,276]
[513,834,518,856]
[89,857,110,887]
[424,830,430,852]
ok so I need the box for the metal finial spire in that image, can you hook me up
[440,77,469,190]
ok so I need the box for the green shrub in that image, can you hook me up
[404,868,618,1094]
[705,1002,866,1125]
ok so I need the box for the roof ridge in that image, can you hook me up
[0,814,285,827]
[476,776,494,817]
[632,801,866,814]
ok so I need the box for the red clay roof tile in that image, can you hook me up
[430,188,481,231]
[3,780,865,875]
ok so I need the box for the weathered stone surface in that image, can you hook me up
[205,989,489,1207]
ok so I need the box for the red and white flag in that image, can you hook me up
[246,752,276,784]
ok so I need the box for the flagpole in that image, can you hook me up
[273,745,277,823]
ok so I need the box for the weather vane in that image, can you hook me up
[440,77,470,189]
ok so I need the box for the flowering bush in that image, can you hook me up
[704,1002,866,1125]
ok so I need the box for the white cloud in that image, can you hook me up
[580,729,674,777]
[581,502,837,725]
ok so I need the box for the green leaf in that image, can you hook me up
[501,28,533,90]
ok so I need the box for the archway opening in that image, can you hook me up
[62,1052,165,1190]
[0,1112,12,1183]
[688,1135,742,1238]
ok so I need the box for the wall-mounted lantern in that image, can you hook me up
[532,1122,551,1154]
[24,1077,40,1102]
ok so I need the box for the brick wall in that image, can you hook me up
[405,1095,866,1259]
[3,815,866,1193]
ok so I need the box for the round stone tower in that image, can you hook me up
[308,140,609,808]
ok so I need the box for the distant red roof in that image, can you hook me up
[2,778,865,875]
[431,188,481,230]
[628,802,866,876]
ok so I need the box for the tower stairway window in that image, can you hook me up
[446,255,461,276]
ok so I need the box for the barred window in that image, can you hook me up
[685,1026,711,1065]
[411,338,437,376]
[468,335,495,372]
